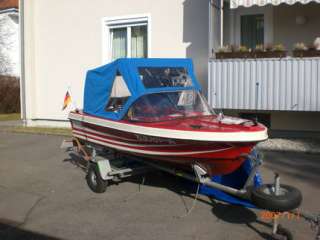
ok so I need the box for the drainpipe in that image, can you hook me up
[208,0,212,57]
[220,0,223,47]
[19,0,26,125]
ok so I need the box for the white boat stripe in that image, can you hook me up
[82,125,138,142]
[73,129,179,148]
[72,132,233,156]
[76,126,187,147]
[69,112,268,142]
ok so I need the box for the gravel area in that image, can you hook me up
[257,138,320,154]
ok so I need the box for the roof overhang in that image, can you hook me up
[230,0,320,9]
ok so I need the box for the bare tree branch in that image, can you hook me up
[0,14,15,75]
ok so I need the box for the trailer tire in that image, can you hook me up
[251,184,302,212]
[86,163,108,193]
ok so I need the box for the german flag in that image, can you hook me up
[62,91,72,110]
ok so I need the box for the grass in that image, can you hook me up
[1,126,72,137]
[0,114,72,136]
[0,113,21,121]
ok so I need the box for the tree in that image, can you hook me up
[0,13,16,75]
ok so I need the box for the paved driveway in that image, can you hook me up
[0,132,319,240]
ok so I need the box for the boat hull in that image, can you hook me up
[69,112,264,176]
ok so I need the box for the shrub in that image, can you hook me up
[294,42,307,51]
[255,44,264,52]
[0,75,20,113]
[217,45,232,53]
[238,45,249,52]
[272,44,285,52]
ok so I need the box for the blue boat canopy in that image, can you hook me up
[83,58,202,120]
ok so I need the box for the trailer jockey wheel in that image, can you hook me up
[272,224,293,240]
[86,162,108,193]
[251,184,302,212]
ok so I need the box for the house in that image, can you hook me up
[20,0,209,127]
[208,0,320,136]
[0,0,19,76]
[20,0,320,136]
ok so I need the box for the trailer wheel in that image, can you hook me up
[251,184,302,212]
[86,163,108,193]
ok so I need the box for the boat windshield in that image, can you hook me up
[126,90,214,122]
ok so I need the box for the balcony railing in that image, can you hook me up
[208,57,320,111]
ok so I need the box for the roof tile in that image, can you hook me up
[0,0,19,11]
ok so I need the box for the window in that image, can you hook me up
[103,15,150,61]
[110,28,127,59]
[131,25,148,58]
[241,14,264,49]
[138,67,193,88]
[105,71,131,112]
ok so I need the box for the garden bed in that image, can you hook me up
[216,51,287,59]
[293,49,320,58]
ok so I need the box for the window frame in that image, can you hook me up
[102,14,151,63]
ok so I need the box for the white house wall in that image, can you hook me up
[273,2,320,50]
[23,0,209,126]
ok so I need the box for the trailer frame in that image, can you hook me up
[61,138,320,240]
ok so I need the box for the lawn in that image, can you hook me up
[0,113,72,136]
[0,113,21,121]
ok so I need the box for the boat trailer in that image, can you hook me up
[62,139,320,240]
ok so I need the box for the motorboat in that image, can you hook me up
[66,59,307,239]
[69,58,268,176]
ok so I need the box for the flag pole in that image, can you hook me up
[68,86,78,110]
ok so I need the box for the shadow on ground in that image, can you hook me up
[63,152,88,172]
[210,202,274,239]
[63,153,275,240]
[262,151,320,187]
[0,222,64,240]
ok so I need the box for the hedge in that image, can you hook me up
[0,75,20,113]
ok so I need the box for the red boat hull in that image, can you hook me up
[69,112,263,176]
